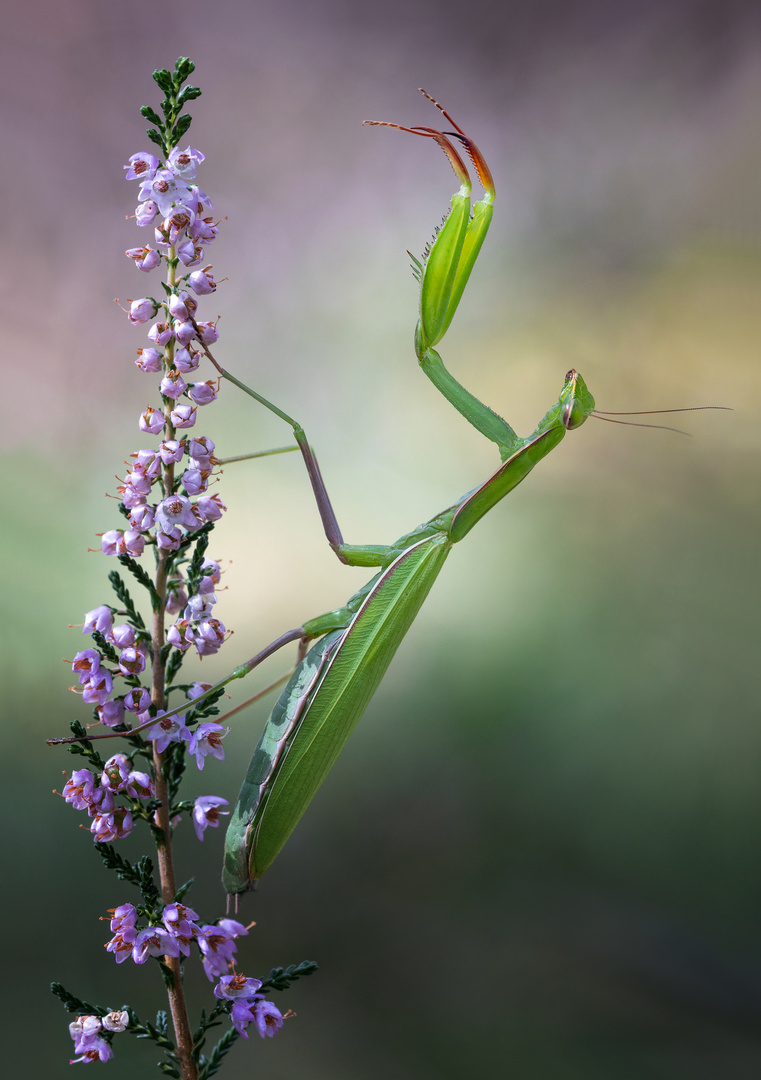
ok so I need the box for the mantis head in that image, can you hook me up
[560,370,596,430]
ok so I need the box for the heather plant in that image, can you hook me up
[51,59,316,1076]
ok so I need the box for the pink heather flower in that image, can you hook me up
[101,753,130,792]
[62,769,95,811]
[139,407,164,435]
[192,796,229,842]
[98,698,126,727]
[123,687,151,713]
[186,185,213,215]
[189,217,219,244]
[167,292,189,321]
[163,207,195,245]
[201,558,222,584]
[187,682,213,700]
[91,806,133,843]
[167,619,194,651]
[173,346,200,373]
[177,238,204,266]
[125,770,154,799]
[173,319,197,346]
[132,925,180,964]
[146,711,191,753]
[126,245,161,272]
[102,1011,129,1033]
[196,494,227,523]
[119,485,147,510]
[135,199,159,226]
[72,649,101,683]
[181,468,209,496]
[252,999,284,1039]
[156,527,183,551]
[166,577,188,615]
[69,1016,110,1062]
[135,346,163,372]
[123,530,146,557]
[195,618,226,656]
[187,266,216,294]
[106,923,138,964]
[188,723,229,770]
[101,529,125,556]
[124,152,160,182]
[128,297,158,324]
[214,974,263,1002]
[160,369,187,400]
[83,605,113,635]
[109,903,138,932]
[194,319,219,345]
[170,403,197,429]
[131,448,162,475]
[159,439,185,465]
[162,903,201,956]
[90,785,115,816]
[81,669,113,706]
[188,437,215,467]
[168,146,205,180]
[188,380,218,406]
[129,504,155,532]
[185,593,216,620]
[156,494,201,532]
[148,321,174,346]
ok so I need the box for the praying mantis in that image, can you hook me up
[217,93,603,894]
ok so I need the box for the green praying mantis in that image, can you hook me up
[217,93,607,895]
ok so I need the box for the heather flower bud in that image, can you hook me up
[135,346,163,372]
[135,199,159,226]
[126,245,161,272]
[189,436,215,463]
[181,468,209,496]
[188,266,216,294]
[188,380,218,405]
[102,1011,129,1033]
[110,624,136,648]
[170,403,197,429]
[139,406,164,434]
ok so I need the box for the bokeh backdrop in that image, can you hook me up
[3,1,761,1076]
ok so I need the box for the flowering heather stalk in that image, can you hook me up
[52,58,315,1075]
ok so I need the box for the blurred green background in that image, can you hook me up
[3,0,761,1075]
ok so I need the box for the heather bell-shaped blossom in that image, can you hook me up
[198,916,242,980]
[192,795,229,841]
[233,998,285,1040]
[189,380,218,405]
[139,406,164,435]
[188,723,229,769]
[101,754,131,792]
[147,711,191,753]
[132,925,180,964]
[187,266,216,294]
[72,649,101,683]
[128,297,158,324]
[135,199,159,226]
[156,494,201,532]
[136,346,163,372]
[102,1011,129,1033]
[91,806,133,843]
[168,145,205,180]
[69,1016,114,1064]
[123,687,151,713]
[138,168,192,216]
[163,902,201,956]
[182,468,209,496]
[124,151,160,182]
[195,618,227,655]
[148,321,174,346]
[167,618,194,651]
[176,237,204,266]
[173,345,200,373]
[81,668,113,706]
[126,245,161,272]
[170,403,197,429]
[98,698,125,727]
[83,605,113,636]
[159,439,186,464]
[194,319,219,345]
[196,494,226,523]
[160,369,187,400]
[214,974,263,1002]
[62,769,95,810]
[125,770,154,799]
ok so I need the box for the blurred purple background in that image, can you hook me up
[3,1,761,1076]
